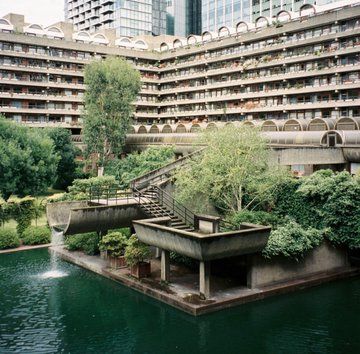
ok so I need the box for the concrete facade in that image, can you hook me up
[247,241,350,288]
[0,2,359,142]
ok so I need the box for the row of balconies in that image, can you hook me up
[159,46,360,84]
[0,106,82,115]
[135,82,360,107]
[158,26,360,73]
[0,91,83,102]
[134,99,360,119]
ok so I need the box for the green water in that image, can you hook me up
[0,249,359,354]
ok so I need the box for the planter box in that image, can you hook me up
[109,256,127,269]
[130,261,151,279]
[247,241,349,288]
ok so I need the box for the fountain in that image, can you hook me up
[40,229,67,279]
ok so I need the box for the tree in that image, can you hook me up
[105,146,175,189]
[83,57,141,176]
[0,117,59,200]
[174,125,289,214]
[47,128,79,190]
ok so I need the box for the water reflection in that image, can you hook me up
[0,249,359,354]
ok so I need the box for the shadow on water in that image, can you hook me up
[0,248,359,354]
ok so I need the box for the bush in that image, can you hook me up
[22,226,51,245]
[98,231,128,258]
[54,176,117,202]
[124,234,151,266]
[0,228,20,249]
[227,210,280,229]
[65,232,100,255]
[263,220,325,261]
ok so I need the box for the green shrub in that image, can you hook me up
[124,234,151,266]
[10,197,36,236]
[54,176,117,202]
[98,231,128,257]
[65,232,100,255]
[0,228,20,249]
[227,210,280,229]
[263,220,325,261]
[22,226,51,245]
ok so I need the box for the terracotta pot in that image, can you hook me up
[130,261,151,279]
[109,255,127,269]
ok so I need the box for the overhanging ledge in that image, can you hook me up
[133,217,271,261]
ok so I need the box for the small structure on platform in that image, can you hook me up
[133,215,271,298]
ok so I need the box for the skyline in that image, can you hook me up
[0,0,64,27]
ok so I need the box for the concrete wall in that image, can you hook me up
[46,201,89,230]
[247,241,349,288]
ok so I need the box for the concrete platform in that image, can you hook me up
[51,246,360,316]
[0,243,51,255]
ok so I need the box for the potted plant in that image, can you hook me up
[99,232,128,269]
[124,234,151,279]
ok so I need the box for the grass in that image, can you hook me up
[2,214,48,230]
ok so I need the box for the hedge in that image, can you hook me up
[0,228,20,250]
[22,226,51,245]
[65,232,100,255]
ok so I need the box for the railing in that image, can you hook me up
[151,185,195,227]
[88,185,134,206]
[130,148,205,190]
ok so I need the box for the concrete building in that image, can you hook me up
[201,0,345,31]
[0,1,359,138]
[65,0,167,36]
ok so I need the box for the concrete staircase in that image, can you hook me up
[136,186,195,232]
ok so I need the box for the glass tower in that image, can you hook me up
[202,0,342,32]
[65,0,167,37]
[166,0,202,36]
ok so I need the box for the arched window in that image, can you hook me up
[92,33,109,45]
[236,21,248,34]
[255,16,269,29]
[134,40,148,50]
[218,26,230,38]
[300,4,316,17]
[276,10,291,23]
[202,31,213,42]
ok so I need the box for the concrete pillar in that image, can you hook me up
[199,261,211,299]
[161,250,170,282]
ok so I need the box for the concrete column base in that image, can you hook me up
[161,250,170,282]
[199,261,211,299]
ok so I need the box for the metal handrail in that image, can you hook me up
[88,185,133,206]
[151,185,195,227]
[129,148,205,190]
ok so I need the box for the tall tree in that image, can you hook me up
[0,117,59,200]
[174,125,289,214]
[83,57,141,176]
[46,128,79,190]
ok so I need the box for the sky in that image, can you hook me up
[0,0,64,26]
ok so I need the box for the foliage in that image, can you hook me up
[0,199,14,227]
[98,231,128,258]
[0,228,20,250]
[174,126,289,214]
[0,116,59,199]
[65,232,100,255]
[10,197,36,237]
[272,178,320,229]
[124,234,151,266]
[54,175,117,201]
[83,57,141,174]
[22,226,51,245]
[170,252,198,269]
[297,170,360,249]
[46,128,79,190]
[105,146,175,188]
[263,220,325,261]
[227,210,280,229]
